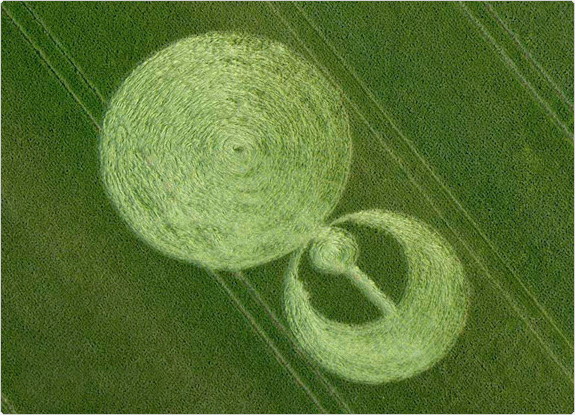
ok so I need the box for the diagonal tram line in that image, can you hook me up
[458,2,572,137]
[207,270,328,413]
[235,271,353,413]
[7,1,573,404]
[481,1,573,110]
[2,5,100,129]
[287,1,573,350]
[267,2,574,382]
[22,1,108,107]
[4,6,334,412]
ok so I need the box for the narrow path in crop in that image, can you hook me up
[2,4,100,128]
[208,270,327,413]
[236,272,353,413]
[458,2,571,137]
[267,1,574,383]
[481,2,573,110]
[22,1,107,106]
[3,6,337,412]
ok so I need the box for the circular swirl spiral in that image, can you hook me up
[100,32,351,270]
[309,227,359,274]
[285,210,468,384]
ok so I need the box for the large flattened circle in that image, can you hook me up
[100,32,351,271]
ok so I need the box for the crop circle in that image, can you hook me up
[100,32,351,270]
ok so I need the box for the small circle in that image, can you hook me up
[309,227,358,274]
[100,32,351,270]
[285,210,468,384]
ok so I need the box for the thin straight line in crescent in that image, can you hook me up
[285,210,468,384]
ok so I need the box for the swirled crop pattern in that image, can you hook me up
[100,32,351,271]
[285,210,468,384]
[100,32,468,385]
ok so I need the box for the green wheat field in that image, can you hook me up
[2,2,573,413]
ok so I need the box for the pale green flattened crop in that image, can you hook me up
[286,210,467,384]
[100,32,468,385]
[100,32,351,271]
[2,2,573,413]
